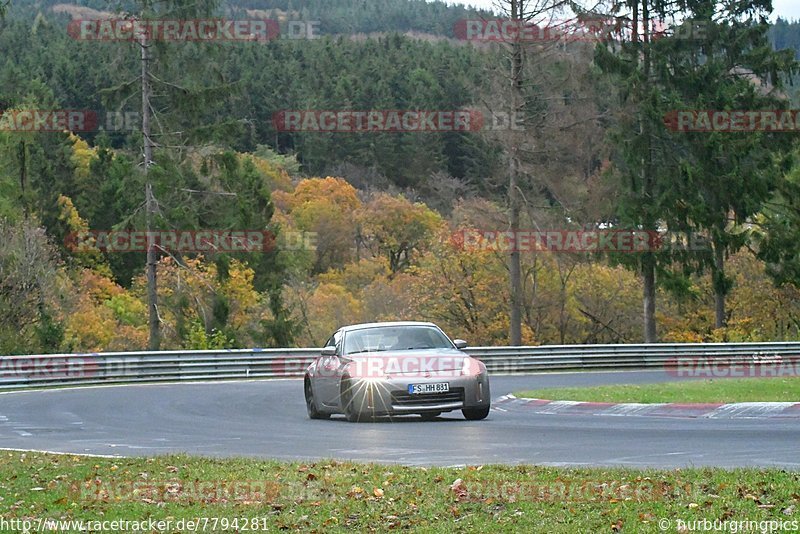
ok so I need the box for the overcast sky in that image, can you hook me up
[447,0,800,22]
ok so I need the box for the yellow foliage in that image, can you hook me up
[239,153,293,192]
[292,282,364,346]
[62,270,147,352]
[408,231,519,345]
[57,195,112,277]
[57,195,89,233]
[290,177,361,212]
[317,257,391,294]
[660,251,800,342]
[69,133,96,182]
[132,256,263,347]
[359,194,444,273]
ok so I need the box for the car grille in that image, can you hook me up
[391,387,464,407]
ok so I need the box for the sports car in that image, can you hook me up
[303,321,490,422]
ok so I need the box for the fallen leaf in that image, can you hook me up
[450,479,468,501]
[347,486,365,498]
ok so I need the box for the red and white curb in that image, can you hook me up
[495,395,800,419]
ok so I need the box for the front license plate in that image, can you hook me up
[408,383,450,395]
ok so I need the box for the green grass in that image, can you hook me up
[0,452,798,532]
[515,377,800,404]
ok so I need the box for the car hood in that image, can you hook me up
[344,348,470,377]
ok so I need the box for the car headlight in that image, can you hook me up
[462,357,484,376]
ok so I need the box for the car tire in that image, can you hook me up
[341,379,365,422]
[462,406,490,420]
[419,412,441,421]
[305,379,330,420]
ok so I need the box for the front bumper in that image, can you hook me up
[344,373,490,416]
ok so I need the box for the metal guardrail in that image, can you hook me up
[1,342,798,390]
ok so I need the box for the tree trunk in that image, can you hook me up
[642,254,657,342]
[507,0,524,346]
[17,141,27,217]
[713,239,726,329]
[640,0,657,343]
[142,28,160,351]
[509,156,522,345]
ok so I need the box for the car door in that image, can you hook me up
[317,331,343,407]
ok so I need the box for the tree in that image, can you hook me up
[60,269,148,352]
[358,193,443,274]
[281,177,362,273]
[100,0,230,349]
[660,2,797,330]
[0,219,61,353]
[479,0,610,344]
[410,227,535,345]
[597,0,797,340]
[751,146,800,301]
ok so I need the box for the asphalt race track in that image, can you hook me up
[1,371,798,468]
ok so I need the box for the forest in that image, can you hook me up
[2,0,800,354]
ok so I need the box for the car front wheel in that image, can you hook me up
[462,406,490,421]
[305,379,330,420]
[341,379,365,422]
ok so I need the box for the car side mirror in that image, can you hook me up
[453,339,468,349]
[321,346,337,356]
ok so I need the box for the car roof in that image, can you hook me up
[338,321,438,333]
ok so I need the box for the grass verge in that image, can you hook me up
[514,377,800,404]
[0,451,798,532]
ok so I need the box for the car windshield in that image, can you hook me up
[344,326,453,355]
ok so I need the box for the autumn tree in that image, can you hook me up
[477,0,612,344]
[134,256,262,349]
[0,219,62,353]
[410,228,535,345]
[358,193,444,274]
[279,177,362,273]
